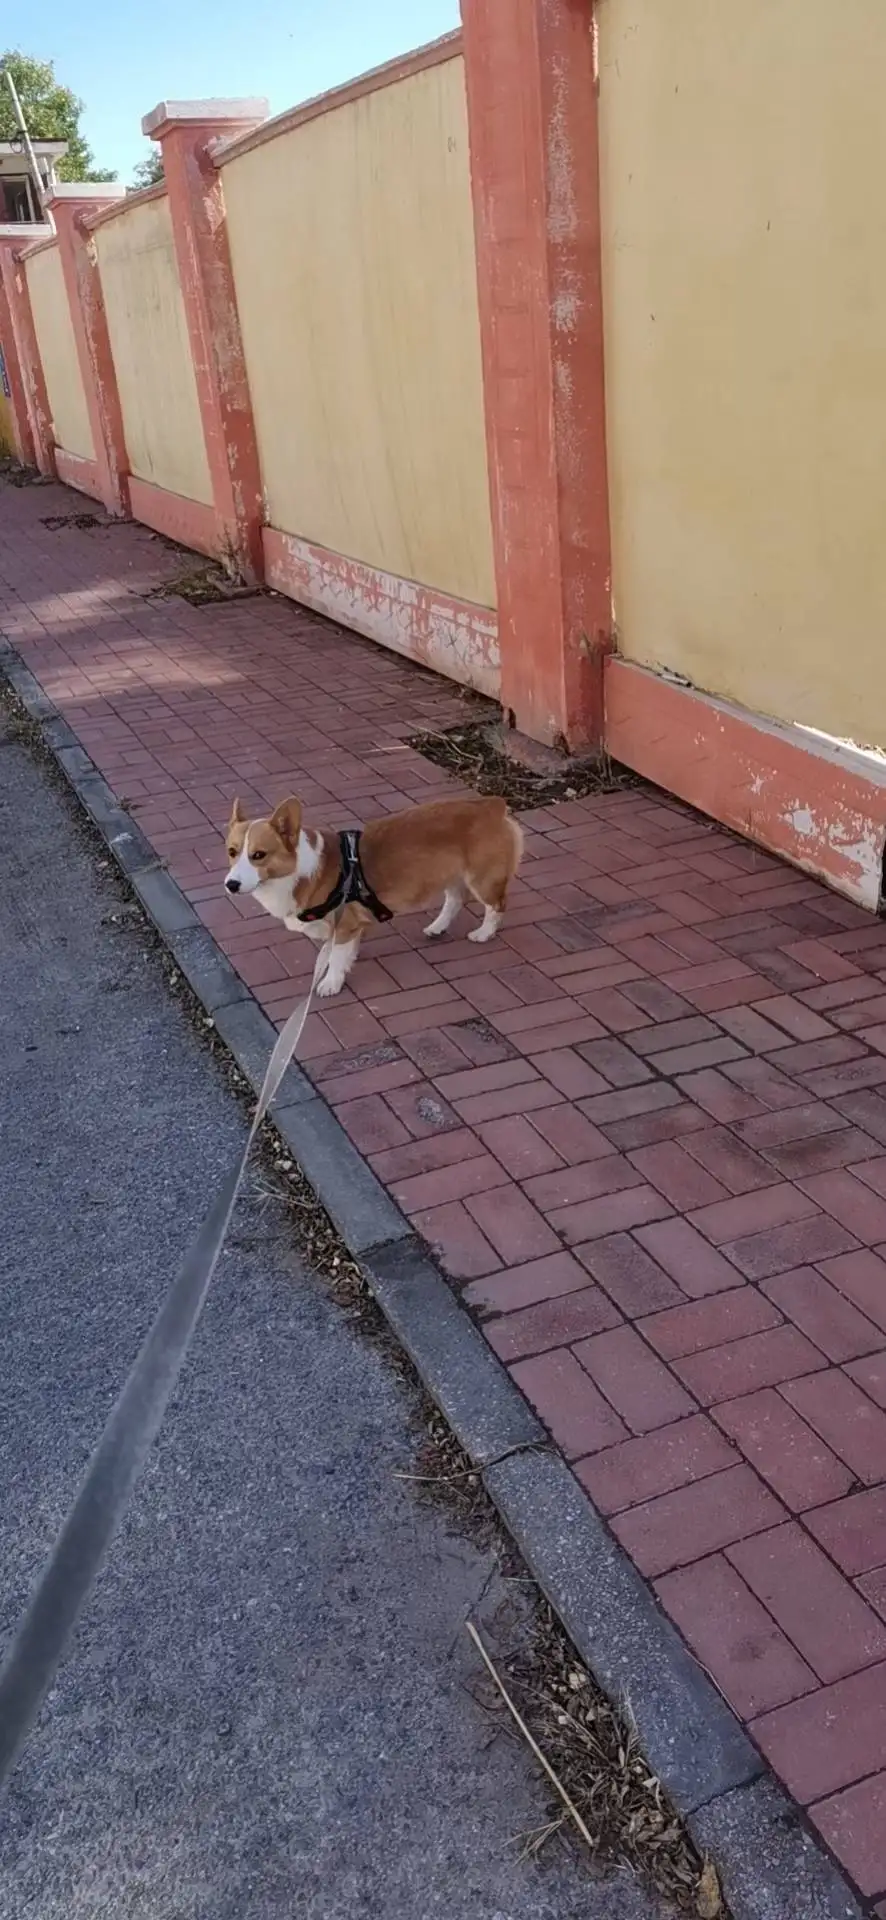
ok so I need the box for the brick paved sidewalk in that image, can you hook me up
[4,481,886,1909]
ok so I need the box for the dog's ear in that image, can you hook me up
[227,796,245,836]
[270,796,302,852]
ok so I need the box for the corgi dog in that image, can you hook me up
[224,793,523,997]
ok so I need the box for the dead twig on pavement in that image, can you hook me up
[466,1619,598,1856]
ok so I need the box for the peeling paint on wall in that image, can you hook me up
[264,528,500,700]
[606,657,886,911]
[546,51,578,245]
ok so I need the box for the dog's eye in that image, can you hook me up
[252,849,267,862]
[227,847,237,860]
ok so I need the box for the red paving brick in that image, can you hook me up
[463,1183,560,1263]
[626,1139,728,1208]
[761,1265,884,1362]
[388,1152,508,1214]
[547,1181,672,1245]
[573,1324,696,1432]
[680,1125,776,1193]
[510,1349,628,1457]
[857,1568,886,1622]
[720,1211,859,1281]
[728,1524,886,1682]
[612,1464,784,1576]
[463,1249,592,1315]
[812,1773,886,1901]
[410,1200,501,1280]
[9,485,886,1901]
[805,1488,886,1575]
[639,1288,781,1359]
[633,1217,743,1297]
[528,1103,616,1165]
[576,1414,735,1515]
[370,1127,487,1183]
[656,1554,816,1719]
[818,1247,886,1335]
[672,1324,825,1406]
[845,1350,886,1408]
[601,1098,709,1152]
[712,1389,855,1511]
[688,1181,818,1245]
[484,1285,620,1362]
[751,1661,886,1803]
[575,1232,684,1315]
[782,1369,886,1484]
[761,1124,881,1178]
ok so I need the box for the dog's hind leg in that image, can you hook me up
[466,816,522,944]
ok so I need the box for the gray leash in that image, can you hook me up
[0,938,331,1789]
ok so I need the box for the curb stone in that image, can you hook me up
[689,1778,866,1920]
[166,923,251,1017]
[0,638,869,1920]
[273,1094,413,1255]
[364,1238,545,1465]
[482,1447,761,1813]
[210,995,314,1112]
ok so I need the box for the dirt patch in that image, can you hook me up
[0,458,52,488]
[144,562,267,606]
[41,512,112,532]
[409,718,641,812]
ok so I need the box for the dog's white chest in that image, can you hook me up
[254,875,298,923]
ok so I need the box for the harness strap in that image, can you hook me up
[298,830,393,924]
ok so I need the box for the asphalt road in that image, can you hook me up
[0,713,667,1920]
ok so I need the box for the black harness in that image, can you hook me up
[298,830,393,925]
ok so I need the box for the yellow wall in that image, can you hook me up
[25,245,94,461]
[598,0,886,749]
[95,195,212,505]
[0,389,13,458]
[222,53,495,608]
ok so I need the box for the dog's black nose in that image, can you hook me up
[225,877,241,894]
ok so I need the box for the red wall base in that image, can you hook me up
[263,527,500,700]
[54,448,103,502]
[605,657,886,912]
[127,477,217,558]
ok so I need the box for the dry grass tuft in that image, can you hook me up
[408,718,638,811]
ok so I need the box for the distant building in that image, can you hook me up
[0,139,67,223]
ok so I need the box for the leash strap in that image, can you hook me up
[0,937,332,1790]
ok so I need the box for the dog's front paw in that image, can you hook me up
[316,972,344,998]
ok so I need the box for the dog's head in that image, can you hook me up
[224,796,302,895]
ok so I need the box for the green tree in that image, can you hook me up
[0,50,116,182]
[130,147,164,190]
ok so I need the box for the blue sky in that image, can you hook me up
[17,0,460,182]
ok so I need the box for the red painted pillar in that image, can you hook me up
[45,185,131,516]
[0,232,55,475]
[460,0,613,750]
[141,99,268,582]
